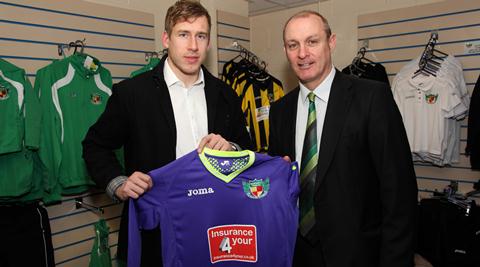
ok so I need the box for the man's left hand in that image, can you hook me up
[197,133,233,153]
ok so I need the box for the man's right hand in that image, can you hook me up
[115,171,153,201]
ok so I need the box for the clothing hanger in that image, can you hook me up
[144,51,158,62]
[352,47,375,67]
[228,41,248,64]
[57,44,68,57]
[231,49,245,64]
[349,47,376,75]
[57,39,86,57]
[429,181,474,216]
[254,60,271,82]
[413,33,448,78]
[70,39,86,54]
[431,46,448,58]
[357,47,375,65]
[75,197,105,215]
[350,58,366,73]
[145,49,168,62]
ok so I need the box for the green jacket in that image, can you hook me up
[0,58,42,202]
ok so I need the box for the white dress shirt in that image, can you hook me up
[164,58,208,158]
[295,67,335,168]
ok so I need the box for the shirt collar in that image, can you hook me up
[299,66,336,103]
[163,57,204,88]
[69,53,101,79]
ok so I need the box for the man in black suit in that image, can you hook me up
[268,11,417,267]
[82,1,251,266]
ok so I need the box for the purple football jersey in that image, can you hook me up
[128,148,299,267]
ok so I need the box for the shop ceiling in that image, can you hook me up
[247,0,328,16]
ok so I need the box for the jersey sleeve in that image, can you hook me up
[128,199,145,267]
[441,87,465,119]
[127,181,165,267]
[127,154,187,267]
[35,65,64,203]
[0,69,23,154]
[99,67,113,90]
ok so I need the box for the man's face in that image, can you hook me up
[284,15,336,90]
[162,16,210,82]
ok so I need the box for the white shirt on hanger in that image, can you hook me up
[391,55,469,166]
[164,58,208,158]
[295,66,335,168]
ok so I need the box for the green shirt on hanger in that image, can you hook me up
[89,218,112,267]
[130,57,161,77]
[35,53,112,203]
[0,58,42,202]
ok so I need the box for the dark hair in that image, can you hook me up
[165,0,211,36]
[283,10,332,41]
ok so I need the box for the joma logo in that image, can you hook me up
[187,187,215,197]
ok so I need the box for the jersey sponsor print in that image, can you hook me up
[128,148,299,267]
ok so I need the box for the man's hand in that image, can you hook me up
[197,133,233,153]
[282,156,291,163]
[115,171,153,201]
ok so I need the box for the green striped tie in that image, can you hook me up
[299,92,318,238]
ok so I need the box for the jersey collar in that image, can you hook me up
[69,53,101,79]
[199,148,255,183]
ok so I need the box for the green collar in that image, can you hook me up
[199,148,255,183]
[146,57,161,69]
[0,58,22,73]
[69,53,101,78]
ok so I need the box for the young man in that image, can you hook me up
[268,11,418,267]
[82,1,251,266]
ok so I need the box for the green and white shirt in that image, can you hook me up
[0,58,42,202]
[36,53,112,202]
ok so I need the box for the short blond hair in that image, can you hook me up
[165,0,211,36]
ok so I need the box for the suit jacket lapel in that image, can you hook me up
[315,71,353,192]
[152,57,176,143]
[203,66,219,132]
[286,88,299,160]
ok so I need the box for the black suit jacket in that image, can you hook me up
[269,71,417,267]
[82,56,251,265]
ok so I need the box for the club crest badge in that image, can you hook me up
[0,86,9,100]
[425,93,438,104]
[242,178,269,199]
[90,93,102,105]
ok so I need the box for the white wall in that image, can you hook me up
[84,0,175,51]
[250,3,318,91]
[201,0,249,73]
[85,0,248,75]
[250,0,444,91]
[83,0,448,88]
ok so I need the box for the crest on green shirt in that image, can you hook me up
[242,178,270,199]
[0,86,9,100]
[90,93,102,105]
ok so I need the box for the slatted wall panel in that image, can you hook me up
[216,10,250,77]
[358,0,480,199]
[0,0,155,265]
[48,192,123,266]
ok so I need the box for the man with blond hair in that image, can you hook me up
[83,1,251,265]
